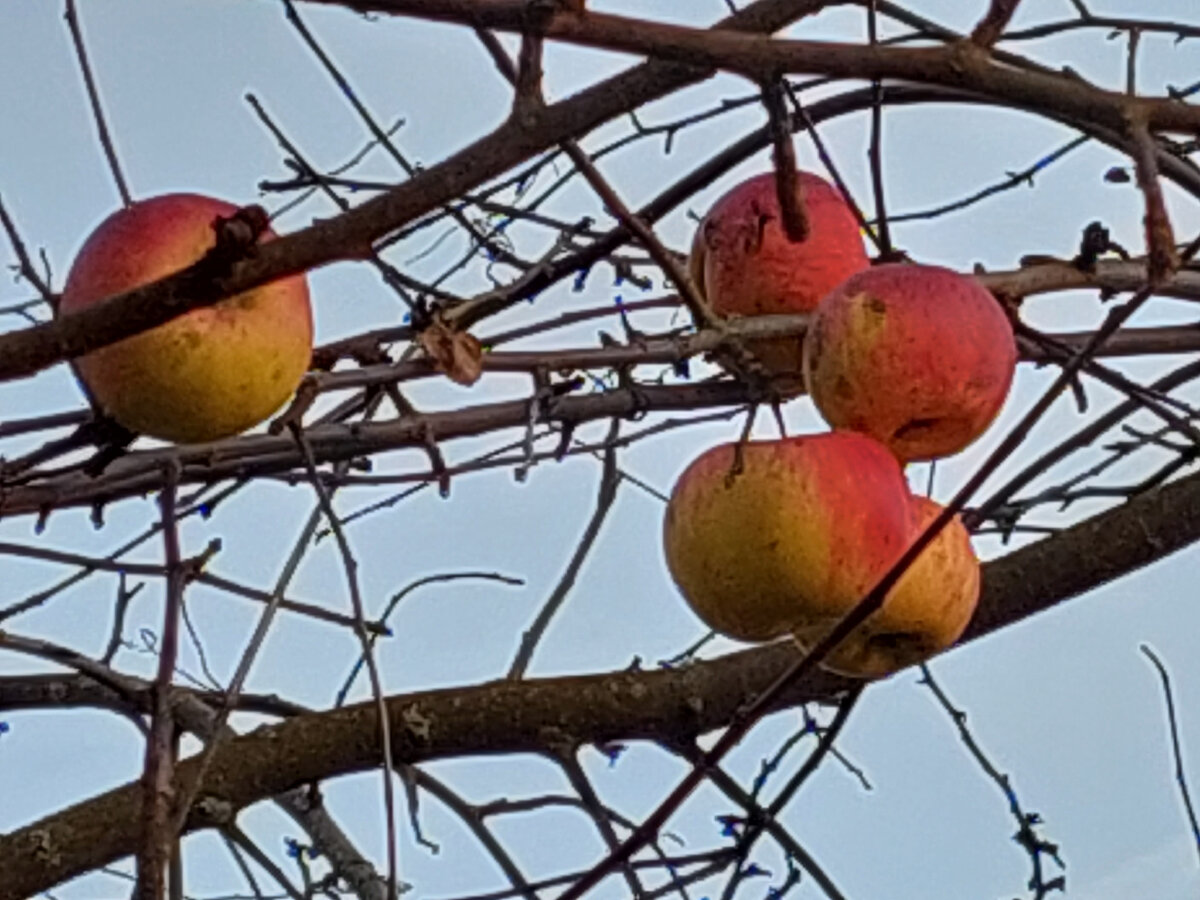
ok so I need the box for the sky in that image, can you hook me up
[2,1,1200,898]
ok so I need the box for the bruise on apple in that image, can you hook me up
[803,263,1017,462]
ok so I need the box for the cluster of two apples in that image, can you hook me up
[664,173,1018,678]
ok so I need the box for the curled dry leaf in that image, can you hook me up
[419,319,484,386]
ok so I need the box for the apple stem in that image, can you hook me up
[762,79,809,243]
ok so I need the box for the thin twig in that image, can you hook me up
[720,689,864,899]
[0,537,384,634]
[1140,644,1200,866]
[969,356,1200,530]
[337,570,524,705]
[100,572,143,666]
[785,87,882,253]
[220,831,268,900]
[63,0,132,207]
[0,194,55,302]
[473,27,717,329]
[409,767,537,900]
[245,91,422,310]
[920,664,1064,898]
[884,135,1089,224]
[282,0,531,272]
[291,424,400,899]
[865,0,892,257]
[559,753,644,897]
[1125,27,1140,95]
[767,687,865,815]
[165,511,325,828]
[697,759,850,900]
[171,396,394,891]
[223,826,306,900]
[508,419,621,679]
[137,465,183,899]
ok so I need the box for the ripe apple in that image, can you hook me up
[803,263,1016,462]
[689,171,868,385]
[59,193,313,443]
[792,494,980,678]
[662,431,912,643]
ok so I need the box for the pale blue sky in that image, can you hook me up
[2,1,1200,898]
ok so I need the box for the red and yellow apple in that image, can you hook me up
[792,494,980,678]
[59,193,313,443]
[662,431,912,643]
[803,263,1016,462]
[689,171,868,384]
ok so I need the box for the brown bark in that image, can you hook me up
[0,0,841,384]
[4,460,1200,897]
[313,1,1200,136]
[6,252,1200,521]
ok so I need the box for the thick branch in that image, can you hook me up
[0,0,839,384]
[309,1,1200,136]
[6,461,1200,897]
[0,381,764,517]
[444,82,1200,335]
[6,253,1200,520]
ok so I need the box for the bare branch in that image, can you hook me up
[291,426,401,897]
[8,3,1200,898]
[762,79,808,242]
[280,0,530,273]
[1130,122,1181,285]
[0,0,836,383]
[508,424,620,679]
[1140,645,1200,866]
[920,665,1064,898]
[9,460,1200,895]
[222,826,306,900]
[408,768,536,900]
[971,0,1025,48]
[694,758,849,900]
[63,0,132,208]
[137,467,183,899]
[304,1,1200,136]
[865,0,892,257]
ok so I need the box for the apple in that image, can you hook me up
[689,171,868,385]
[803,263,1016,462]
[792,494,980,678]
[662,431,912,643]
[59,193,313,444]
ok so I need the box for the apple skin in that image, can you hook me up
[59,194,313,444]
[663,431,912,643]
[689,171,868,385]
[793,494,979,678]
[803,263,1016,462]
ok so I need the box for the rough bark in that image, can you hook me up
[4,461,1200,898]
[0,0,842,384]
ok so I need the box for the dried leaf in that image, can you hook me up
[419,320,484,386]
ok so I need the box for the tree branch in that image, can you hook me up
[0,0,839,384]
[7,457,1200,897]
[305,1,1200,136]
